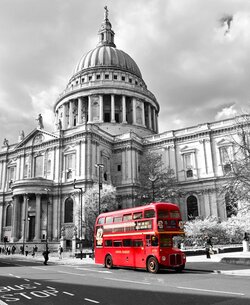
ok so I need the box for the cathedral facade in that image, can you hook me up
[0,10,242,247]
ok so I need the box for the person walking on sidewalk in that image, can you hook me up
[58,245,63,259]
[42,247,50,265]
[204,236,213,259]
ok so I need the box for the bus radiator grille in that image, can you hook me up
[169,254,182,266]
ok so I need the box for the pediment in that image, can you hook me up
[16,128,59,149]
[217,138,231,147]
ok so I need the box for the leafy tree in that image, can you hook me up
[137,150,180,204]
[222,115,250,215]
[83,183,117,245]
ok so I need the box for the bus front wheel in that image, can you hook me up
[105,255,113,269]
[147,257,159,273]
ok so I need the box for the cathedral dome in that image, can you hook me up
[74,46,142,79]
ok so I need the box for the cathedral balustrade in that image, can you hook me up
[11,178,54,196]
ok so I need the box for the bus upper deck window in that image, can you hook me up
[114,216,122,223]
[144,209,155,218]
[158,210,169,218]
[97,217,105,224]
[133,212,142,220]
[106,216,113,223]
[123,214,132,221]
[169,211,181,218]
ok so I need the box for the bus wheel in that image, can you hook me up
[147,257,159,273]
[105,255,113,269]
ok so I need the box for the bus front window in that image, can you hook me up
[160,234,172,248]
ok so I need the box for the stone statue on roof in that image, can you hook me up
[36,114,44,129]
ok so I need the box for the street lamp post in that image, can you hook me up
[149,174,157,202]
[44,188,51,250]
[22,195,29,255]
[95,164,104,214]
[73,179,83,260]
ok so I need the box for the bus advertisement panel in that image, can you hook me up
[94,202,186,273]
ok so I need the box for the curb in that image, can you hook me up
[221,257,250,266]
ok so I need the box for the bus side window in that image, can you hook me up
[144,209,155,218]
[106,216,113,223]
[113,241,122,247]
[123,214,132,221]
[133,240,143,247]
[151,235,159,246]
[104,240,112,247]
[123,239,133,247]
[133,212,142,220]
[146,235,151,247]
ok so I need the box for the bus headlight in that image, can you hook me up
[161,256,166,261]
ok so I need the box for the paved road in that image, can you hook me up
[0,255,250,305]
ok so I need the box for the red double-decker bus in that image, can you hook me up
[94,202,186,273]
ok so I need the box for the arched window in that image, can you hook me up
[64,198,73,223]
[187,195,198,220]
[6,205,12,226]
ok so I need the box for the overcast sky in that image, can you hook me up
[1,0,250,146]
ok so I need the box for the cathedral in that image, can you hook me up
[0,8,243,248]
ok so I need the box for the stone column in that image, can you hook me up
[99,95,104,122]
[141,102,146,127]
[22,195,28,241]
[48,199,52,241]
[0,202,3,241]
[122,95,127,123]
[77,97,83,125]
[111,94,115,123]
[132,98,137,124]
[34,194,41,241]
[148,104,152,129]
[152,107,156,132]
[11,196,19,242]
[62,104,67,130]
[88,96,92,123]
[69,100,73,127]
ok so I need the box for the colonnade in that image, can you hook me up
[56,94,159,133]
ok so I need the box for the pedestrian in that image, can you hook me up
[204,236,213,259]
[12,245,16,255]
[42,247,50,265]
[58,245,63,259]
[20,245,24,255]
[32,245,38,257]
[25,246,29,256]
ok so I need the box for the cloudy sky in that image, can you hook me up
[1,0,250,146]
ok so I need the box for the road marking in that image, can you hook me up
[84,298,100,303]
[24,279,30,282]
[104,277,150,285]
[76,267,112,273]
[32,267,48,271]
[57,270,86,277]
[63,292,74,296]
[34,282,42,285]
[0,300,8,305]
[177,286,245,296]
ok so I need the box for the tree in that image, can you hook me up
[137,150,180,204]
[83,183,117,245]
[222,115,250,215]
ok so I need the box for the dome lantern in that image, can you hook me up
[97,6,116,48]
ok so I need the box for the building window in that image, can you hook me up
[225,193,237,218]
[113,74,117,80]
[88,75,92,81]
[187,195,198,220]
[24,164,28,178]
[96,74,101,80]
[129,78,132,83]
[122,76,125,81]
[117,165,121,171]
[34,155,43,177]
[64,198,73,223]
[81,78,85,83]
[8,166,16,183]
[6,205,12,227]
[220,146,232,174]
[105,74,109,79]
[65,153,75,180]
[186,169,193,178]
[135,80,138,85]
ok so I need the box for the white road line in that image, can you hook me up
[63,292,74,296]
[24,278,30,282]
[32,267,48,271]
[0,300,8,305]
[34,282,42,285]
[57,270,86,277]
[84,298,100,304]
[76,267,112,273]
[104,277,150,285]
[177,286,245,296]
